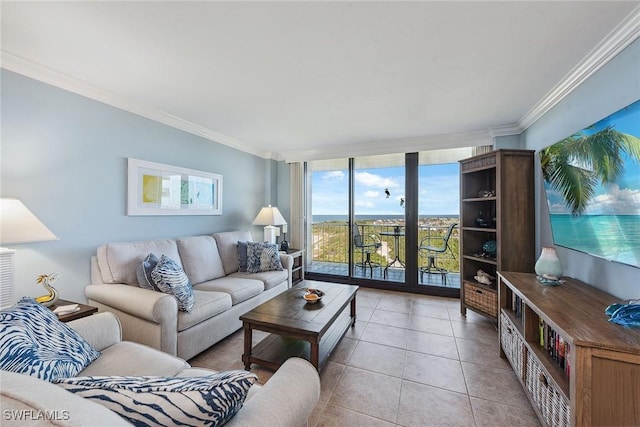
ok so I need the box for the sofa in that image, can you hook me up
[85,231,293,361]
[1,312,321,426]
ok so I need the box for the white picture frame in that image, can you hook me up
[127,158,222,216]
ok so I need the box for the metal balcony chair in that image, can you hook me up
[353,224,382,278]
[419,223,457,284]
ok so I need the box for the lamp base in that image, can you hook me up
[263,225,278,245]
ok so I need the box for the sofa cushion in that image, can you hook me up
[176,235,226,284]
[193,277,264,306]
[151,255,195,312]
[213,231,253,275]
[136,253,159,290]
[78,341,189,377]
[247,242,284,273]
[0,297,100,382]
[97,238,181,285]
[177,290,232,332]
[229,270,288,290]
[54,371,258,427]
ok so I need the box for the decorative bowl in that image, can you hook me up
[303,288,324,304]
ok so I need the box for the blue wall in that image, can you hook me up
[523,38,640,299]
[1,70,287,303]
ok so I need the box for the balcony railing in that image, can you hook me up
[309,220,459,274]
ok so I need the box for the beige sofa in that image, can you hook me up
[85,231,292,361]
[0,312,320,426]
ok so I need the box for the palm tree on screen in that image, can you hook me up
[540,126,640,216]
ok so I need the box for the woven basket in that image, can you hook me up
[525,354,571,427]
[464,281,497,317]
[499,312,524,378]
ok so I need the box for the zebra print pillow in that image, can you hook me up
[0,297,100,382]
[150,254,194,312]
[246,242,283,273]
[55,370,258,427]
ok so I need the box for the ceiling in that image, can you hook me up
[2,1,639,162]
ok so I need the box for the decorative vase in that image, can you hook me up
[35,272,60,307]
[535,247,563,279]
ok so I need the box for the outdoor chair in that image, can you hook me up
[418,223,457,284]
[353,224,382,278]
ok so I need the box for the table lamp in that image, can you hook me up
[0,198,59,308]
[252,205,287,245]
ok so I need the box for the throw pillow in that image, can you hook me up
[246,242,283,273]
[136,253,159,290]
[150,255,194,312]
[54,371,258,427]
[237,241,249,272]
[0,297,100,382]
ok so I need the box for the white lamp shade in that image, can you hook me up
[0,199,59,244]
[252,205,287,226]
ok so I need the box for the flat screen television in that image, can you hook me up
[539,99,640,269]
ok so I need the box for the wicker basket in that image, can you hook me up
[525,354,571,427]
[499,312,524,378]
[464,281,498,317]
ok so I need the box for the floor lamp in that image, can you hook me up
[0,199,58,308]
[252,205,287,245]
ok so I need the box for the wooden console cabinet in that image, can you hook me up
[459,149,535,319]
[498,271,640,426]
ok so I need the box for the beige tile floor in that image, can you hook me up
[189,287,541,427]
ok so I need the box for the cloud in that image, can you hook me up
[323,171,345,181]
[355,171,399,189]
[363,191,379,198]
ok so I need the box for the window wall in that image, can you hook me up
[305,148,473,296]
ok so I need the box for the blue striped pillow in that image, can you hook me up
[54,371,258,427]
[0,297,100,382]
[150,255,194,312]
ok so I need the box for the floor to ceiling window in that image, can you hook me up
[305,148,473,297]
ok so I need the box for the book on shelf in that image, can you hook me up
[539,319,571,379]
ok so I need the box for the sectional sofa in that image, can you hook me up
[85,231,293,360]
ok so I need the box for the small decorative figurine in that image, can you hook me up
[35,272,60,307]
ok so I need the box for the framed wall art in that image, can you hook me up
[127,158,222,216]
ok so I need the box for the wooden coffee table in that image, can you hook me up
[240,281,358,371]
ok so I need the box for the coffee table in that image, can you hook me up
[240,281,358,371]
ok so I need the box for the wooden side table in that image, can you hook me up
[283,248,304,285]
[49,299,98,322]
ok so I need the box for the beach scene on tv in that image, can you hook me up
[540,99,640,268]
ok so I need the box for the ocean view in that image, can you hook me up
[550,214,640,267]
[312,214,459,223]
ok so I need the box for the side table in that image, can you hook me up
[49,299,98,322]
[283,248,304,285]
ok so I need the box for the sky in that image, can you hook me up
[311,163,460,216]
[544,99,640,216]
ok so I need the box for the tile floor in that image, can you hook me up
[189,287,540,426]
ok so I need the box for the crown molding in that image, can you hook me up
[282,130,493,163]
[0,51,273,160]
[519,5,640,131]
[489,123,523,137]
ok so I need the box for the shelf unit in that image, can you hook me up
[285,248,304,285]
[459,149,535,319]
[498,271,640,427]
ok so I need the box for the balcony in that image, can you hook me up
[307,220,460,289]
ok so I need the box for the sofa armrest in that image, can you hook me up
[67,312,122,351]
[227,358,320,427]
[85,283,177,323]
[279,254,294,288]
[85,283,179,355]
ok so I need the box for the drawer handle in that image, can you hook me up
[539,373,548,387]
[475,289,483,294]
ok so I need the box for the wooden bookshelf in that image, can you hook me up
[498,271,640,426]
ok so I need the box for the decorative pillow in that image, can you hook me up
[0,297,100,382]
[136,253,159,290]
[54,371,258,427]
[246,242,283,273]
[150,255,194,312]
[237,241,249,272]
